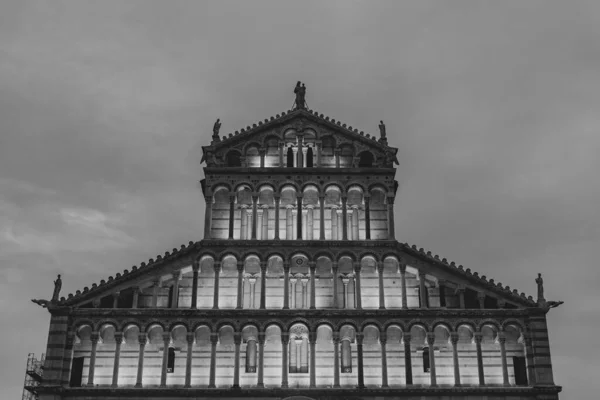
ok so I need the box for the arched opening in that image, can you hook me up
[358,151,374,168]
[287,147,294,167]
[306,147,314,167]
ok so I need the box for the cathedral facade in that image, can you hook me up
[27,85,562,400]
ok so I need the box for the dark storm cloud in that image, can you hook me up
[1,0,599,396]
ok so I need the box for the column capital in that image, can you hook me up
[237,260,245,272]
[283,261,291,271]
[379,332,387,345]
[497,332,507,343]
[296,193,303,199]
[66,331,76,347]
[229,193,236,201]
[258,332,266,344]
[318,194,326,200]
[251,194,259,202]
[210,333,219,344]
[90,332,100,343]
[399,263,407,274]
[258,148,266,156]
[402,333,411,344]
[114,332,124,344]
[332,261,339,269]
[186,332,195,344]
[162,332,171,343]
[260,261,268,272]
[477,291,486,300]
[112,291,120,298]
[473,332,483,344]
[281,332,290,344]
[138,334,148,345]
[355,332,364,345]
[426,333,436,346]
[353,261,362,273]
[308,261,316,270]
[233,332,242,345]
[172,270,182,280]
[308,332,317,344]
[274,193,281,200]
[450,332,459,344]
[213,262,222,272]
[418,269,427,279]
[332,332,340,344]
[132,285,141,294]
[204,194,213,202]
[192,260,200,272]
[376,261,384,274]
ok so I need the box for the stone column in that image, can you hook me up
[232,333,241,388]
[331,207,338,240]
[456,286,466,309]
[260,261,267,309]
[261,207,269,239]
[281,333,289,388]
[309,332,317,388]
[257,333,266,388]
[426,333,437,386]
[111,332,123,387]
[171,271,181,309]
[228,194,235,239]
[259,148,266,168]
[333,333,341,388]
[297,136,304,168]
[309,262,316,309]
[377,262,386,309]
[498,332,509,385]
[364,195,371,239]
[399,263,408,309]
[354,262,362,309]
[283,262,290,309]
[160,332,170,387]
[356,333,365,389]
[279,142,284,167]
[342,276,349,309]
[334,148,340,168]
[317,196,326,240]
[386,194,396,239]
[290,278,297,309]
[135,334,147,387]
[240,205,248,240]
[234,261,244,309]
[418,270,428,308]
[474,333,485,385]
[341,195,348,240]
[351,205,359,239]
[287,206,294,239]
[404,333,413,385]
[251,194,259,239]
[86,332,99,386]
[249,277,257,309]
[208,333,218,388]
[213,262,221,309]
[274,194,281,240]
[450,333,461,386]
[307,205,314,239]
[316,140,322,167]
[112,291,120,308]
[296,194,303,239]
[191,261,199,309]
[204,194,213,239]
[132,286,140,309]
[151,279,160,308]
[478,292,486,309]
[184,333,194,388]
[332,262,339,308]
[301,278,308,308]
[380,332,389,388]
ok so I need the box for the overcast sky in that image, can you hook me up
[1,0,599,397]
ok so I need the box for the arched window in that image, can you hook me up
[167,347,175,373]
[341,340,353,373]
[358,151,374,168]
[422,347,430,373]
[306,147,314,167]
[227,151,242,167]
[287,147,294,167]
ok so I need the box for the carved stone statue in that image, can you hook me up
[378,120,387,139]
[294,81,306,110]
[212,118,221,140]
[535,273,545,302]
[52,274,62,302]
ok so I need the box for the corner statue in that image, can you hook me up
[294,81,307,110]
[212,118,221,141]
[378,120,387,139]
[52,274,62,302]
[536,273,564,309]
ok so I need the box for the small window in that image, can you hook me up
[306,147,314,167]
[422,347,430,372]
[358,151,374,168]
[287,147,294,167]
[513,356,528,385]
[167,348,175,373]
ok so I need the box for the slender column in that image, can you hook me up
[251,194,259,240]
[427,333,437,386]
[279,142,284,166]
[334,149,340,167]
[301,278,308,308]
[204,194,213,239]
[295,340,302,374]
[387,194,396,239]
[331,207,338,240]
[151,279,160,308]
[356,333,365,389]
[318,195,325,240]
[290,278,297,309]
[380,332,389,388]
[342,277,349,309]
[256,333,266,388]
[309,262,316,309]
[316,140,322,167]
[208,333,218,388]
[450,333,461,386]
[111,332,123,387]
[259,148,266,168]
[524,333,537,385]
[399,263,408,309]
[232,333,241,388]
[86,332,99,386]
[364,195,371,239]
[499,332,509,385]
[478,292,486,309]
[171,271,181,308]
[228,194,235,239]
[332,262,339,308]
[377,262,385,309]
[332,333,341,388]
[353,262,362,309]
[285,206,293,239]
[132,286,140,309]
[213,262,221,309]
[307,206,314,239]
[351,206,359,239]
[341,195,348,240]
[404,333,413,385]
[262,206,269,239]
[296,195,303,239]
[297,136,304,168]
[184,332,194,388]
[456,286,466,309]
[418,270,428,308]
[260,261,267,309]
[309,332,316,388]
[112,291,120,308]
[474,333,485,385]
[249,277,257,309]
[160,332,170,387]
[257,209,263,240]
[135,334,147,387]
[274,194,281,240]
[236,261,244,309]
[281,333,290,388]
[240,206,248,239]
[283,262,290,309]
[438,280,447,307]
[191,261,199,309]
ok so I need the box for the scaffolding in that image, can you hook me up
[22,353,44,400]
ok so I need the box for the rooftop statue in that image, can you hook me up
[379,120,387,139]
[294,81,307,110]
[535,273,545,303]
[52,274,62,302]
[212,118,221,141]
